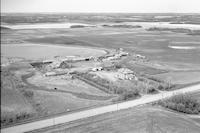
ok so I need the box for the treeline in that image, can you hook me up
[1,112,32,126]
[147,27,192,33]
[141,75,176,91]
[102,24,142,28]
[147,27,200,36]
[158,94,200,114]
[74,72,163,101]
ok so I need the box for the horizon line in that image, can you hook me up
[1,11,200,14]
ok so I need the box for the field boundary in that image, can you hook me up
[73,75,112,94]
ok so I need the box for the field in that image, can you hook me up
[28,72,109,97]
[1,44,106,60]
[30,89,110,115]
[1,13,200,128]
[30,105,200,133]
[21,27,200,71]
[1,69,36,125]
[154,71,200,84]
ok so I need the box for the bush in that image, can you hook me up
[136,82,156,94]
[22,90,34,98]
[9,118,14,123]
[59,62,73,69]
[118,89,140,101]
[16,83,26,88]
[159,94,200,114]
[147,86,158,94]
[1,117,15,125]
[157,84,164,90]
[1,118,8,124]
[115,64,122,69]
[157,83,175,91]
[70,25,86,28]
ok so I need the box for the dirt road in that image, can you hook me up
[1,84,200,133]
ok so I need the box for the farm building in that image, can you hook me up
[48,61,62,69]
[136,54,145,59]
[92,67,103,71]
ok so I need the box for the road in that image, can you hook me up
[1,84,200,133]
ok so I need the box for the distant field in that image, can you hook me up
[122,61,167,75]
[25,28,200,69]
[3,23,199,84]
[32,105,200,133]
[154,71,200,84]
[2,13,200,25]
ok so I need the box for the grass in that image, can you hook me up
[32,105,200,133]
[158,93,200,114]
[154,71,200,85]
[187,30,200,35]
[1,69,36,126]
[22,89,34,98]
[120,59,167,75]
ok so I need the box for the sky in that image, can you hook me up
[1,0,200,13]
